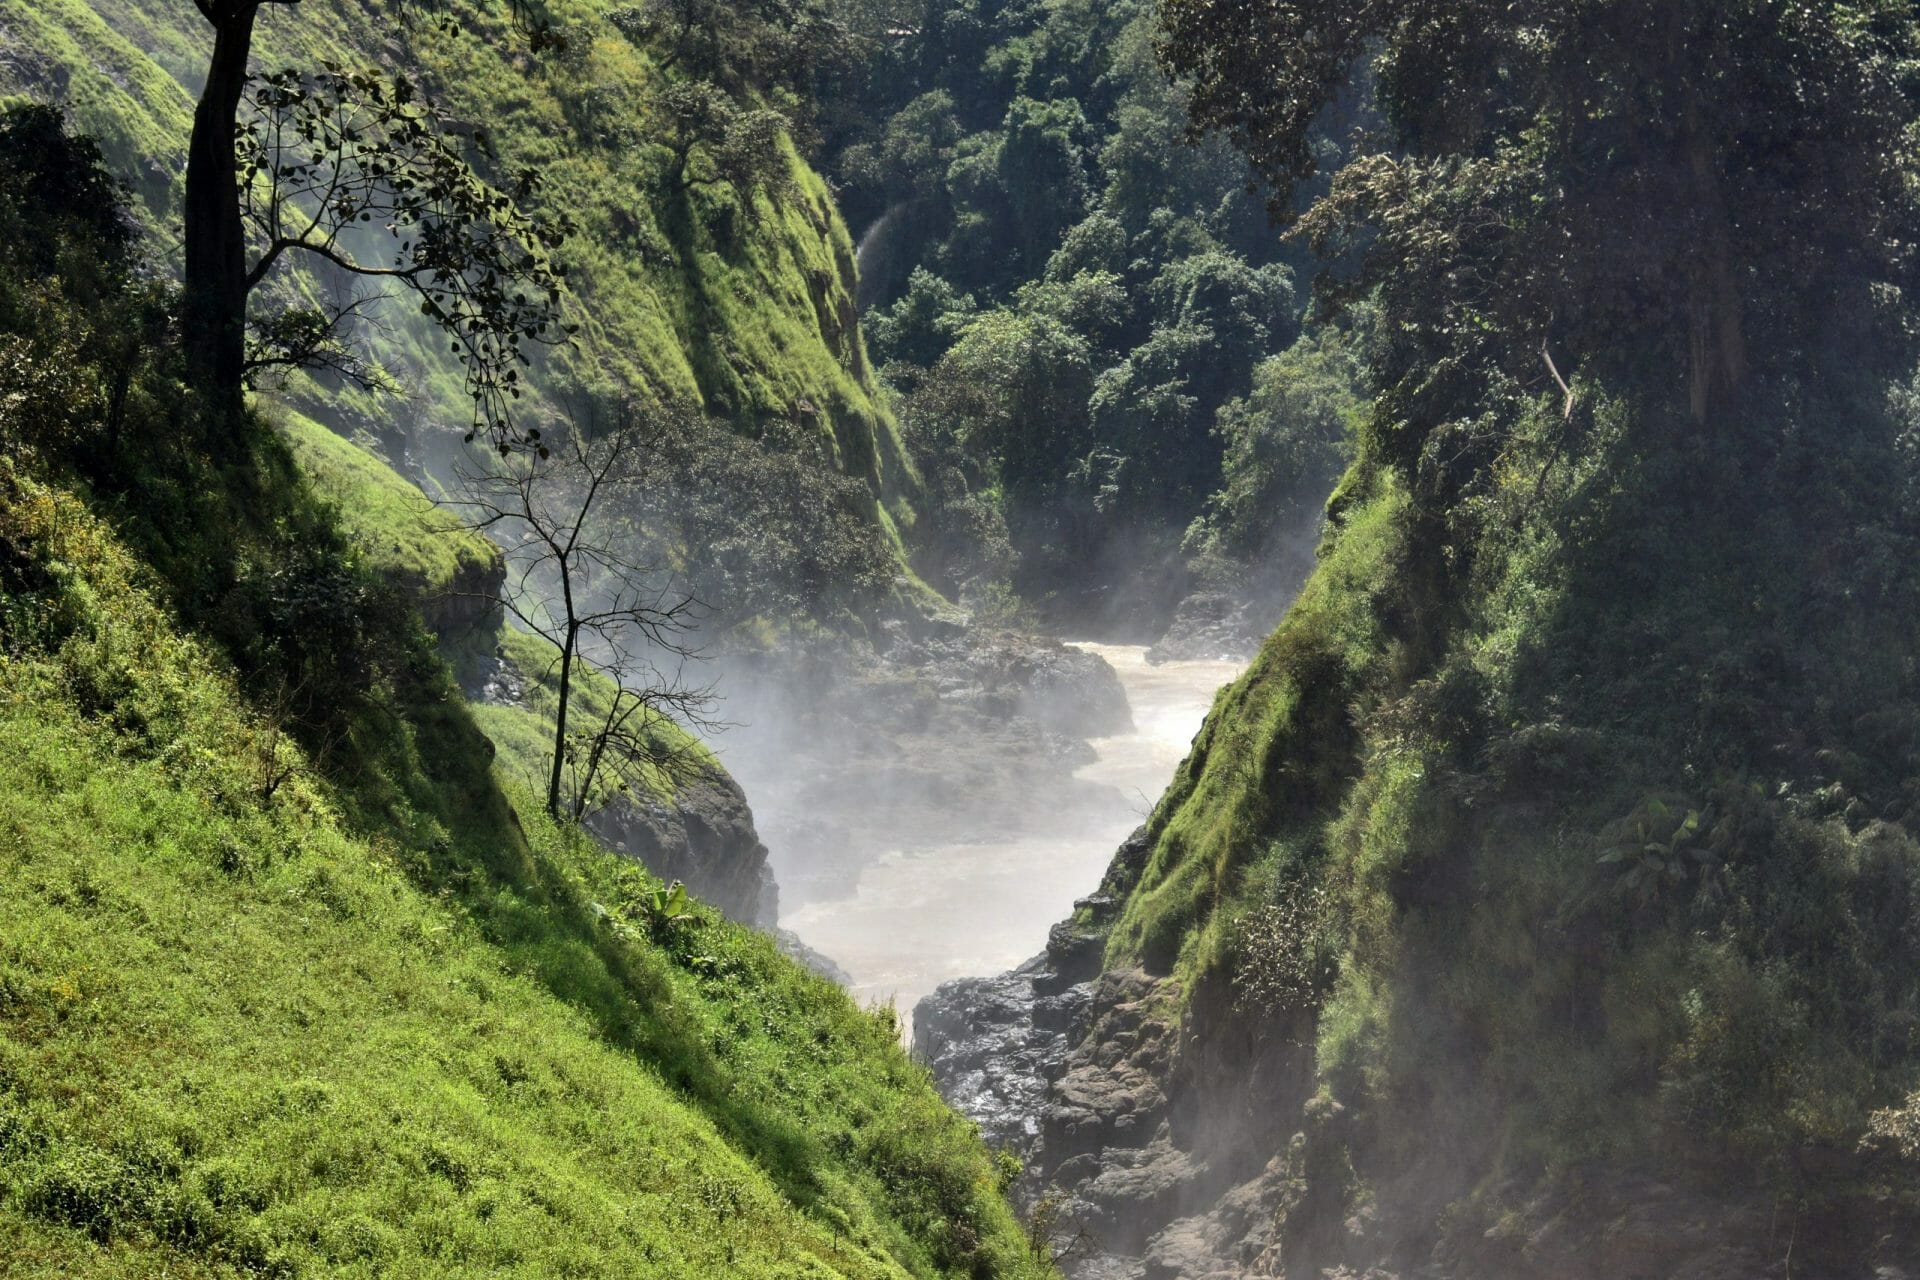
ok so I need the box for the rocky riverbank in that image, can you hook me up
[918,833,1920,1280]
[914,826,1293,1279]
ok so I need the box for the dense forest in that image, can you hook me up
[817,0,1359,632]
[922,1,1920,1276]
[9,0,1920,1277]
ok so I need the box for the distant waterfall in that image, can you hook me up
[854,202,910,311]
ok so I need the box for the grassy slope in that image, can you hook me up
[0,0,919,525]
[470,626,707,808]
[276,410,497,599]
[278,410,705,810]
[0,441,1041,1277]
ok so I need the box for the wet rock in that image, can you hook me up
[772,928,853,985]
[1083,1137,1203,1243]
[1044,970,1178,1158]
[1093,827,1155,901]
[914,953,1091,1156]
[1145,590,1276,665]
[1041,916,1107,993]
[1141,1216,1226,1280]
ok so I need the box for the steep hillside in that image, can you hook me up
[0,109,1045,1276]
[0,0,919,527]
[274,408,782,924]
[0,452,1041,1277]
[930,387,1920,1280]
[916,5,1920,1277]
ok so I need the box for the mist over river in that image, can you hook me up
[779,642,1243,1034]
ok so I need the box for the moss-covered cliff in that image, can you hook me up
[976,374,1920,1274]
[896,7,1920,1275]
[0,0,919,529]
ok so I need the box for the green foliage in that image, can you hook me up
[0,112,1046,1271]
[1186,327,1360,564]
[471,627,707,814]
[618,0,862,107]
[635,412,903,628]
[1103,464,1405,971]
[0,103,134,286]
[1163,0,1920,462]
[5,0,920,571]
[821,0,1323,613]
[0,103,166,463]
[277,409,499,601]
[653,79,799,209]
[867,267,976,369]
[641,878,697,930]
[237,63,577,446]
[1595,794,1723,905]
[1097,356,1920,1235]
[0,417,1049,1280]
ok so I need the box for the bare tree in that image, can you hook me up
[447,414,713,820]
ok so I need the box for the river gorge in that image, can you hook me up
[771,642,1243,1037]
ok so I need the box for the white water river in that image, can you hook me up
[780,642,1244,1036]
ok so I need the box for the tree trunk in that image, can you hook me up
[548,625,575,819]
[1684,114,1746,425]
[183,4,258,423]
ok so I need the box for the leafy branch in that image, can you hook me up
[237,63,578,449]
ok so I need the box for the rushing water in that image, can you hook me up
[780,642,1244,1035]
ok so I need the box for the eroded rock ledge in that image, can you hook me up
[723,620,1133,908]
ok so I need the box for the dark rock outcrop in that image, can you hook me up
[876,622,1132,740]
[586,767,779,928]
[1144,590,1275,665]
[915,856,1315,1276]
[916,951,1091,1156]
[414,550,504,641]
[772,927,854,985]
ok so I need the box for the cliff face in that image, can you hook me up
[585,767,778,927]
[924,386,1920,1277]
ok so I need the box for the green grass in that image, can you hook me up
[0,0,189,244]
[273,415,710,810]
[1102,464,1407,976]
[0,454,1045,1278]
[275,409,498,598]
[470,626,709,808]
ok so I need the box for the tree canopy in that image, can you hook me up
[1160,0,1920,458]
